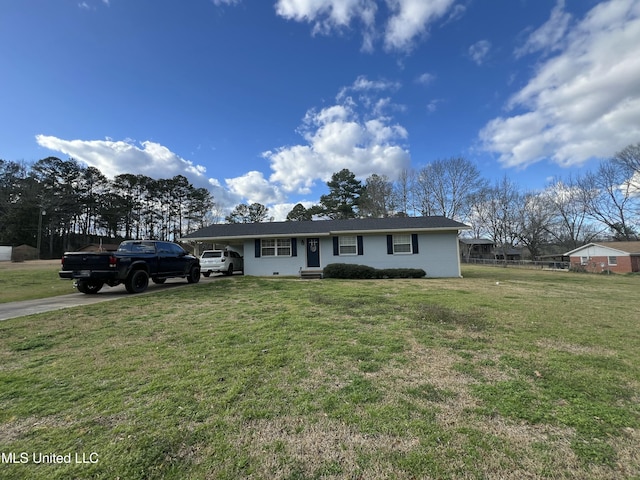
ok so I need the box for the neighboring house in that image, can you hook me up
[459,238,494,260]
[459,238,525,261]
[565,242,640,273]
[181,216,470,278]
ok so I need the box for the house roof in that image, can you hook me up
[181,216,469,242]
[459,238,494,245]
[564,241,640,256]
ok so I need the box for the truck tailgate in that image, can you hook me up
[61,252,114,272]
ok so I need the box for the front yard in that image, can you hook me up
[0,266,638,479]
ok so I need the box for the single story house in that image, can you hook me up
[459,238,525,261]
[181,216,470,278]
[565,241,640,273]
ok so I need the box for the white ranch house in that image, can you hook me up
[181,216,469,278]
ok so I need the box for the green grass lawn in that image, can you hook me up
[1,266,639,479]
[0,261,71,303]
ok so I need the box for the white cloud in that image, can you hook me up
[468,39,491,65]
[274,0,457,53]
[35,73,413,222]
[275,0,378,51]
[264,88,410,193]
[225,170,285,205]
[211,0,241,5]
[426,98,443,113]
[515,0,571,58]
[416,72,436,86]
[384,0,455,51]
[480,0,640,168]
[35,135,207,181]
[34,134,243,212]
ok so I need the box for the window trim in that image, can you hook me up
[261,238,292,257]
[338,236,358,256]
[393,234,412,254]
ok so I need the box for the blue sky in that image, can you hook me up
[2,0,639,220]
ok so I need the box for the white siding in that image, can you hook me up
[0,246,12,262]
[571,245,627,258]
[243,232,462,278]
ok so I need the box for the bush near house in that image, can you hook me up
[323,263,426,279]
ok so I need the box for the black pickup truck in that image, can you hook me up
[59,240,200,294]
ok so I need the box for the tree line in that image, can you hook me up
[0,156,215,258]
[3,142,639,259]
[278,142,640,258]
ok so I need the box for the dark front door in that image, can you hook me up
[306,238,320,268]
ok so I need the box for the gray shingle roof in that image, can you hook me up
[181,216,469,241]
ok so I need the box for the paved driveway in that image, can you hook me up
[0,275,227,322]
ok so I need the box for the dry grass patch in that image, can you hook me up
[237,415,419,479]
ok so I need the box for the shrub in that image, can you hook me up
[323,263,426,279]
[323,263,377,279]
[378,268,426,279]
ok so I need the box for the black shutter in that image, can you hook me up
[291,238,297,257]
[254,239,261,258]
[333,236,339,256]
[387,235,393,254]
[412,234,419,254]
[357,235,364,255]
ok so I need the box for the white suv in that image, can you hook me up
[200,250,244,276]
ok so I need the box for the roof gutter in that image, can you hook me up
[179,226,469,243]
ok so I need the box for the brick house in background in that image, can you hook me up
[565,242,640,273]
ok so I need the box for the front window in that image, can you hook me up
[339,236,357,255]
[393,234,412,254]
[262,239,291,257]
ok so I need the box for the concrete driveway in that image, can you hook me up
[0,274,228,322]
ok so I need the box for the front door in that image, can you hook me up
[306,238,320,268]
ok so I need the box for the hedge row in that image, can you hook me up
[323,263,426,279]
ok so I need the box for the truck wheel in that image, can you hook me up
[125,269,149,293]
[225,264,233,276]
[77,280,104,294]
[202,272,210,277]
[187,265,201,284]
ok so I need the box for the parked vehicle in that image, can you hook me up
[59,240,200,294]
[200,250,243,276]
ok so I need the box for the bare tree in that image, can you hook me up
[515,191,554,259]
[360,174,396,217]
[469,176,521,261]
[578,160,639,240]
[543,177,601,250]
[613,141,640,174]
[393,168,416,217]
[415,157,487,221]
